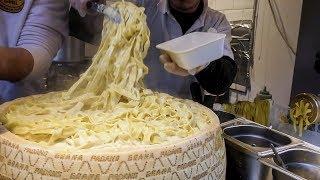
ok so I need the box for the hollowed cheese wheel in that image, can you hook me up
[0,96,226,180]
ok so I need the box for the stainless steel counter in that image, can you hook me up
[271,121,320,147]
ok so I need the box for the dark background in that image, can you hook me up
[291,0,320,97]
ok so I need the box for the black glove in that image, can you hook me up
[195,56,237,95]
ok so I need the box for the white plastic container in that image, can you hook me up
[156,32,226,70]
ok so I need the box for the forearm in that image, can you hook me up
[0,47,34,82]
[195,56,237,95]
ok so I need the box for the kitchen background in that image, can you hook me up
[54,0,319,141]
[86,0,302,107]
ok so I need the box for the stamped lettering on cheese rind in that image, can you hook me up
[146,167,171,178]
[79,161,93,173]
[182,165,194,179]
[160,147,182,158]
[116,161,130,172]
[91,155,120,162]
[25,148,48,157]
[196,163,205,173]
[187,140,203,151]
[70,172,100,179]
[128,152,154,161]
[98,162,113,174]
[0,162,8,176]
[192,169,208,180]
[34,167,62,178]
[13,150,24,162]
[61,161,75,172]
[43,157,56,170]
[171,172,182,180]
[191,148,201,159]
[134,161,148,172]
[25,172,35,180]
[3,147,12,159]
[109,172,138,180]
[7,159,29,171]
[181,151,192,163]
[152,158,164,169]
[166,155,178,166]
[27,155,39,167]
[177,159,196,171]
[2,139,19,150]
[9,166,21,179]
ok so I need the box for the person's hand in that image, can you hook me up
[159,54,189,76]
[70,0,91,17]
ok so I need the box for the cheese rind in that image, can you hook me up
[0,96,226,180]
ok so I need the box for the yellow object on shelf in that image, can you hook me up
[290,100,312,136]
[289,93,320,136]
[224,100,270,126]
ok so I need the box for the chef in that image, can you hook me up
[70,0,237,104]
[0,0,68,103]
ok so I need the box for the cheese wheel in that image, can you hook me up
[0,96,226,180]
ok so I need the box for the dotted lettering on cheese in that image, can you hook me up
[25,148,48,157]
[192,170,208,180]
[160,147,182,157]
[1,139,19,150]
[54,153,83,161]
[91,155,120,162]
[177,160,197,170]
[146,167,171,177]
[34,167,62,177]
[6,159,29,171]
[70,173,100,179]
[109,172,138,179]
[128,152,154,161]
[0,123,226,179]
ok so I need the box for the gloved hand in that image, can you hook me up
[159,54,209,76]
[159,54,189,76]
[69,0,91,17]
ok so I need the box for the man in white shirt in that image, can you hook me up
[71,0,237,103]
[0,0,68,103]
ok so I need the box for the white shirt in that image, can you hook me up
[0,0,68,103]
[142,0,234,98]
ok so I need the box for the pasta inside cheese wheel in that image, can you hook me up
[0,2,226,179]
[1,2,216,151]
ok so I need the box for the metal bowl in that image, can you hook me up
[224,125,292,148]
[272,149,320,180]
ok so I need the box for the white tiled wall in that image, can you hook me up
[209,0,255,21]
[250,0,303,107]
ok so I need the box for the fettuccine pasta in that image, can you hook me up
[0,2,215,150]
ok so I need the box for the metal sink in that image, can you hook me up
[223,124,296,180]
[272,149,320,180]
[223,118,319,180]
[224,125,292,148]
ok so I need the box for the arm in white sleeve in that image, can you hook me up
[17,0,69,80]
[214,14,234,60]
